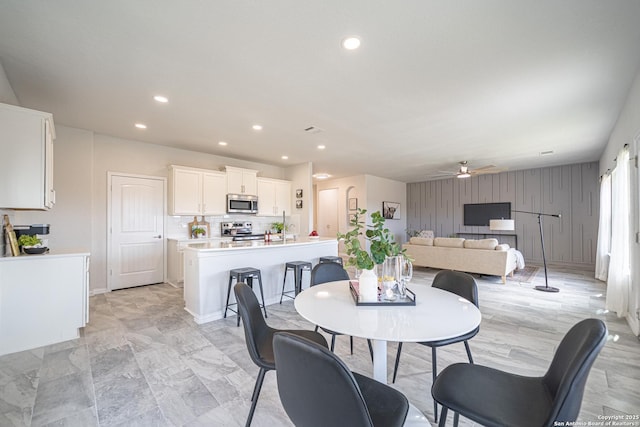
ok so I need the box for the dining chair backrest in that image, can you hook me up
[432,270,478,307]
[542,318,607,424]
[273,331,374,427]
[234,281,272,369]
[310,262,350,286]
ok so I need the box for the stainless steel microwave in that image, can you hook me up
[227,194,258,214]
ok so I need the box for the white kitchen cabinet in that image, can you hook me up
[0,102,55,209]
[168,165,227,215]
[257,177,292,216]
[225,166,258,195]
[0,253,90,356]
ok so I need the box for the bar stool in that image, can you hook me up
[280,261,312,303]
[319,256,343,266]
[224,267,267,326]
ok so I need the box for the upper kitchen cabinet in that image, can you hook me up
[168,165,226,215]
[225,166,258,195]
[0,103,55,209]
[257,177,292,216]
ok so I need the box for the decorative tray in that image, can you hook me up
[349,281,416,306]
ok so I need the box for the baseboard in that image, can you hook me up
[90,288,109,296]
[627,313,640,337]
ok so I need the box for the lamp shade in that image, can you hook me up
[489,219,515,231]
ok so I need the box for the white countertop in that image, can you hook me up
[0,251,90,262]
[183,237,335,252]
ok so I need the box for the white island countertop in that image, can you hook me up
[182,237,338,324]
[183,237,334,252]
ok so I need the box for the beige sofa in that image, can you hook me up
[404,234,517,284]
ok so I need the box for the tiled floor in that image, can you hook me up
[1,265,639,426]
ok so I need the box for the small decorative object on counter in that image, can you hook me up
[199,216,210,238]
[3,215,19,256]
[188,216,198,238]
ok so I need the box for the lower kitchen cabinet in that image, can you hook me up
[0,252,90,356]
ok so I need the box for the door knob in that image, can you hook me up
[153,235,162,239]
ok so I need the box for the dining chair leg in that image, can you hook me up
[367,339,374,362]
[432,346,438,423]
[392,342,403,383]
[247,368,267,426]
[314,325,319,332]
[464,340,473,363]
[349,336,353,355]
[438,406,448,427]
[453,411,460,427]
[330,334,336,352]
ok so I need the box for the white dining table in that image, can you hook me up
[294,280,482,385]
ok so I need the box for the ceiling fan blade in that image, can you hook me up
[470,165,507,175]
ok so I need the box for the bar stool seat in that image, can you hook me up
[280,261,312,303]
[319,256,343,266]
[224,267,267,326]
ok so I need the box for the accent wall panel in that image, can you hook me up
[406,161,599,268]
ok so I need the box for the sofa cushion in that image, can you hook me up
[409,237,433,246]
[434,237,465,248]
[417,230,434,239]
[495,243,511,251]
[464,238,499,250]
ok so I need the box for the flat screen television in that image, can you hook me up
[463,202,511,226]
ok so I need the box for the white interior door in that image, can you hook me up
[317,188,339,238]
[109,174,165,290]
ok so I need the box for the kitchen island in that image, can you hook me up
[183,237,338,324]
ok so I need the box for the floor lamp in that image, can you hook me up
[512,210,561,293]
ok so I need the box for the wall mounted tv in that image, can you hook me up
[463,202,511,226]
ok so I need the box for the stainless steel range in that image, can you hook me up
[220,222,265,241]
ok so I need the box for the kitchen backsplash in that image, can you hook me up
[166,214,301,239]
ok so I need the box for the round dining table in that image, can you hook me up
[294,280,482,384]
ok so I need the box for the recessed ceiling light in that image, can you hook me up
[252,124,263,131]
[281,155,289,160]
[317,145,326,150]
[218,141,228,146]
[313,173,331,180]
[153,95,168,103]
[135,123,147,129]
[342,36,361,50]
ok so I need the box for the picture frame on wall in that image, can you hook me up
[296,189,303,199]
[348,198,358,211]
[296,200,303,209]
[382,201,400,220]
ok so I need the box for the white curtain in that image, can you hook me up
[595,174,611,281]
[606,146,631,317]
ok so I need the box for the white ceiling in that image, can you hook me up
[1,1,639,182]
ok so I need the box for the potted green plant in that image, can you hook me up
[338,208,404,270]
[271,222,289,234]
[192,227,206,238]
[337,208,405,301]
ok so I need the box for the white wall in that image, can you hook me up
[315,174,407,253]
[365,175,407,245]
[284,162,313,237]
[599,69,640,336]
[6,125,311,293]
[14,127,93,253]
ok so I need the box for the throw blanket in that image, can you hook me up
[514,250,526,269]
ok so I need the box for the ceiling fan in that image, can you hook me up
[431,161,506,179]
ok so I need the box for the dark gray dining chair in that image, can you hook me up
[273,331,409,427]
[310,262,354,352]
[392,269,479,422]
[432,318,607,427]
[234,282,327,427]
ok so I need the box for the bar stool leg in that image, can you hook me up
[280,265,289,304]
[294,265,301,295]
[256,272,268,318]
[224,275,234,319]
